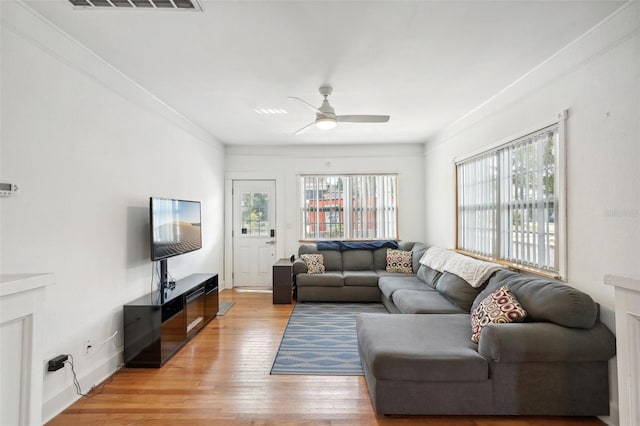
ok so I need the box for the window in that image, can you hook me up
[240,192,269,236]
[300,174,397,240]
[457,123,562,276]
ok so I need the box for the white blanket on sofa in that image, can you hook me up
[419,247,504,288]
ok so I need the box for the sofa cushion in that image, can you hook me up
[298,244,343,271]
[470,285,527,343]
[343,271,380,287]
[393,289,466,314]
[436,272,484,312]
[296,272,344,287]
[376,270,416,278]
[408,242,429,273]
[300,254,325,274]
[386,249,413,273]
[343,249,374,271]
[472,270,598,329]
[416,264,441,289]
[378,276,433,298]
[374,247,390,270]
[357,313,488,382]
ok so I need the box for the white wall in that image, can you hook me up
[0,0,3,268]
[423,3,639,424]
[0,2,225,422]
[224,144,426,285]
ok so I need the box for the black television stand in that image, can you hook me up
[123,273,219,368]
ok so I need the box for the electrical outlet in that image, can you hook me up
[85,339,93,356]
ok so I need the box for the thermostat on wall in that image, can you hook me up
[0,182,19,197]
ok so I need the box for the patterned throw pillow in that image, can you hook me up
[386,249,413,274]
[300,254,325,274]
[470,285,527,343]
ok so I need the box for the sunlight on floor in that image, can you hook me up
[233,287,272,294]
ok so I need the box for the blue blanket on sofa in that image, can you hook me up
[316,240,399,251]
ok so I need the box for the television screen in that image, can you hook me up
[150,197,202,261]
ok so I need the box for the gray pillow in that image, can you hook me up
[416,265,440,289]
[410,242,428,273]
[435,271,482,312]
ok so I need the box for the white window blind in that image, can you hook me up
[457,124,560,274]
[457,152,499,257]
[301,174,398,240]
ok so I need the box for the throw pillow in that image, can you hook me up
[301,254,325,274]
[470,285,527,343]
[386,249,413,274]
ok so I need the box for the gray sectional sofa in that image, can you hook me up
[292,241,616,416]
[357,264,616,416]
[292,241,427,302]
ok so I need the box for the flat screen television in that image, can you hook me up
[150,197,202,261]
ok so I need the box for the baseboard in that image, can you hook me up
[599,401,619,426]
[42,350,123,424]
[220,279,228,290]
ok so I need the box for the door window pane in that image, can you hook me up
[241,192,269,236]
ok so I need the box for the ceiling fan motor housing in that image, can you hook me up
[316,91,337,128]
[318,100,336,117]
[318,86,333,96]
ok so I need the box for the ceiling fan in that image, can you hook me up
[288,86,390,135]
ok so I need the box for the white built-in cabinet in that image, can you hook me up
[605,275,640,426]
[1,273,54,426]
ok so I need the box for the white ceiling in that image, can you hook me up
[24,0,626,146]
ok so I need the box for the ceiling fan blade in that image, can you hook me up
[293,121,316,135]
[288,96,322,114]
[337,115,390,123]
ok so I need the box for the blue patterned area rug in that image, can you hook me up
[270,302,388,375]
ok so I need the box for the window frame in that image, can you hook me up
[455,111,567,280]
[299,173,399,241]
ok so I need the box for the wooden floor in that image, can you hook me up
[48,289,605,426]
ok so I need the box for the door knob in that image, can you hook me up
[265,240,275,245]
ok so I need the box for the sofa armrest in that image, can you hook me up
[292,258,308,275]
[477,321,615,363]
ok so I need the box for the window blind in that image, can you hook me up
[301,174,397,240]
[457,124,559,273]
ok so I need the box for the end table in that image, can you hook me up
[272,258,294,304]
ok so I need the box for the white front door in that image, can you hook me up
[232,180,276,286]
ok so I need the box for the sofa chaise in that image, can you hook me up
[357,257,616,416]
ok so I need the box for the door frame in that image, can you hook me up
[224,173,285,289]
[231,179,277,287]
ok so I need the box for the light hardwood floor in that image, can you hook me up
[48,289,605,426]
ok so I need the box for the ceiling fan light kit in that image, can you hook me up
[289,86,390,135]
[315,116,337,130]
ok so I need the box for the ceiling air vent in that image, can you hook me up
[68,0,203,11]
